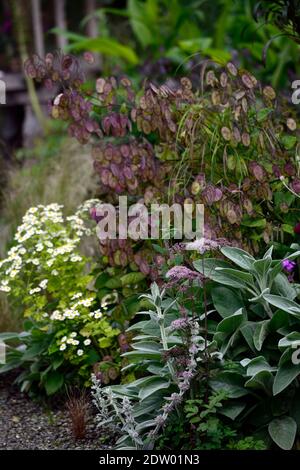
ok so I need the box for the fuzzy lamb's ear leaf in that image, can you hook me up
[268,416,297,450]
[138,377,170,401]
[263,294,300,319]
[253,320,270,351]
[273,361,300,396]
[220,246,255,270]
[263,246,273,259]
[211,285,244,318]
[193,258,231,277]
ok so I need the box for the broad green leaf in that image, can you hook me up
[268,417,297,450]
[122,350,162,362]
[211,285,244,318]
[216,308,245,334]
[0,332,25,341]
[245,370,274,394]
[245,356,276,376]
[128,0,155,48]
[269,309,290,332]
[219,401,246,420]
[215,267,254,285]
[241,218,266,229]
[193,258,231,278]
[240,322,257,352]
[273,361,300,395]
[278,332,300,349]
[263,294,300,319]
[138,377,170,401]
[44,371,64,396]
[257,108,272,122]
[120,272,145,286]
[67,36,139,64]
[253,320,270,351]
[22,342,47,360]
[210,371,248,398]
[131,341,161,352]
[252,258,272,279]
[273,273,297,300]
[281,135,297,150]
[220,247,255,270]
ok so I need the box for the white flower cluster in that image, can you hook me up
[59,331,92,355]
[49,293,97,322]
[0,200,99,296]
[89,308,103,319]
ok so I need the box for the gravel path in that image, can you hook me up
[0,373,108,450]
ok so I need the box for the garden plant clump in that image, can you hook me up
[0,201,123,395]
[1,0,300,453]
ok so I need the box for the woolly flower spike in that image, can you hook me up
[166,265,199,281]
[282,259,296,273]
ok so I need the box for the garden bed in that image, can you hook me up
[0,373,105,450]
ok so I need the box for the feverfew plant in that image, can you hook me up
[0,200,120,395]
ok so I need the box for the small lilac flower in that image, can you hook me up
[170,318,190,331]
[166,265,199,281]
[282,259,296,273]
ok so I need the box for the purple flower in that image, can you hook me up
[170,318,190,331]
[282,259,296,273]
[166,265,199,281]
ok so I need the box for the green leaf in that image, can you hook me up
[252,258,272,279]
[240,322,257,352]
[268,417,297,450]
[128,0,154,48]
[245,370,274,393]
[122,350,162,362]
[44,371,64,396]
[273,361,300,395]
[278,332,300,349]
[282,224,295,235]
[105,276,123,289]
[241,218,267,229]
[67,36,139,64]
[138,377,170,401]
[193,258,231,278]
[95,272,111,289]
[131,341,161,352]
[216,267,254,283]
[281,135,297,150]
[273,273,297,300]
[220,247,255,270]
[0,332,25,341]
[22,342,47,361]
[52,356,64,370]
[211,286,244,318]
[120,272,145,286]
[253,320,270,351]
[219,401,246,420]
[263,294,300,319]
[210,371,248,398]
[257,108,272,122]
[269,309,290,332]
[245,356,276,376]
[216,308,245,334]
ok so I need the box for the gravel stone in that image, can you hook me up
[0,374,110,450]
